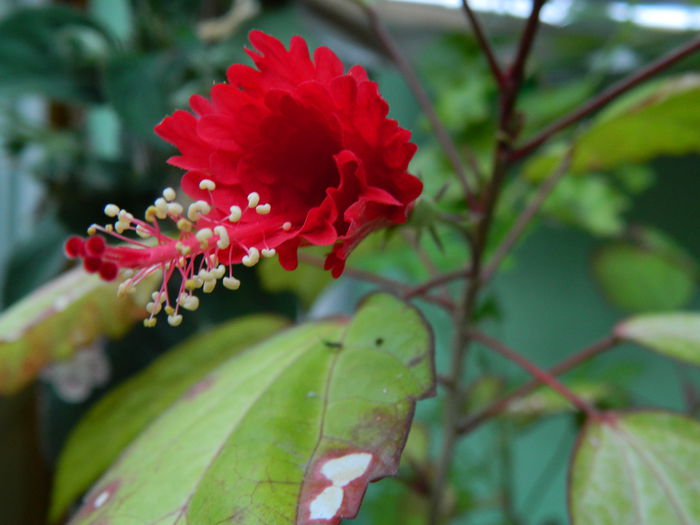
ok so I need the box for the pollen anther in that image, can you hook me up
[199,179,216,191]
[188,201,211,221]
[177,218,193,232]
[228,205,242,223]
[247,192,260,209]
[195,228,214,249]
[104,204,120,218]
[214,226,230,249]
[223,277,241,290]
[162,187,176,201]
[242,247,260,267]
[167,314,183,327]
[167,202,184,216]
[186,277,203,290]
[255,203,271,215]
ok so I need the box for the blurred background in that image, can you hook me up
[1,0,699,523]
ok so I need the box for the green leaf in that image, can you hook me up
[258,248,332,308]
[0,6,113,102]
[66,293,434,524]
[505,381,624,422]
[542,174,630,236]
[525,75,700,180]
[51,314,290,522]
[592,240,697,313]
[616,313,700,366]
[0,267,157,395]
[570,411,700,525]
[461,376,504,416]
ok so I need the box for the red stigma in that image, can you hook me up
[64,236,85,258]
[85,236,107,257]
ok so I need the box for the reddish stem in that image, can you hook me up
[459,334,619,434]
[470,330,604,420]
[297,253,456,310]
[403,268,471,300]
[512,35,700,161]
[461,0,504,87]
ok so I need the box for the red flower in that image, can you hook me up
[65,31,422,326]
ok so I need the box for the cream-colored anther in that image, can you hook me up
[203,279,217,293]
[115,221,130,234]
[181,294,200,311]
[195,228,214,249]
[136,225,151,238]
[214,226,230,249]
[104,204,120,218]
[228,205,242,223]
[87,224,98,236]
[223,276,241,290]
[282,221,292,231]
[145,205,159,223]
[255,203,271,215]
[186,277,203,290]
[187,200,211,221]
[176,242,191,256]
[163,187,176,201]
[164,305,175,316]
[177,218,193,232]
[117,281,134,297]
[118,210,134,222]
[213,264,226,279]
[146,301,162,315]
[167,202,183,216]
[151,291,165,303]
[167,314,183,327]
[199,179,216,191]
[105,225,114,233]
[143,318,157,328]
[261,248,276,258]
[247,192,260,208]
[198,268,212,281]
[242,247,260,267]
[154,198,168,219]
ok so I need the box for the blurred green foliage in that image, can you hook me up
[1,1,700,524]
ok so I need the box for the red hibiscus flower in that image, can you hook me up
[65,31,422,326]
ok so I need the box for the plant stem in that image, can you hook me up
[404,268,471,299]
[458,334,619,434]
[427,4,547,522]
[297,253,456,310]
[499,0,546,133]
[470,330,603,419]
[511,35,700,161]
[359,2,481,195]
[461,0,504,87]
[479,146,573,284]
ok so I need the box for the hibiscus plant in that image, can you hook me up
[1,1,700,524]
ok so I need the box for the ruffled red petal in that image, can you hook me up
[153,31,421,277]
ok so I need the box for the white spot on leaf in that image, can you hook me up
[320,452,372,487]
[94,490,110,508]
[309,486,343,520]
